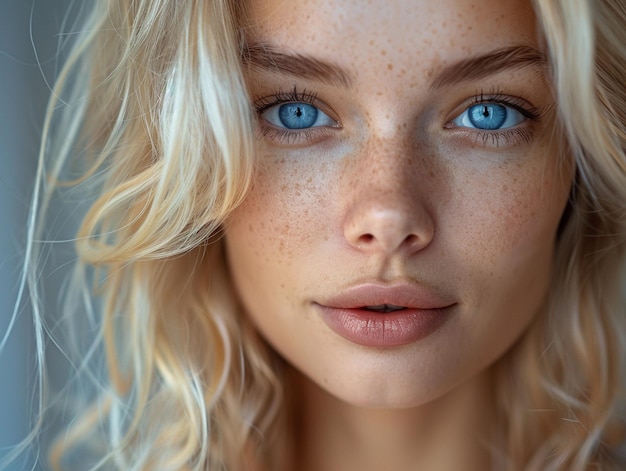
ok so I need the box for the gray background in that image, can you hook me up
[1,0,73,469]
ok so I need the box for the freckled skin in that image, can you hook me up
[228,0,571,404]
[226,0,572,468]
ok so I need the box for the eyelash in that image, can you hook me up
[253,87,336,145]
[253,87,546,147]
[450,88,545,147]
[254,87,319,112]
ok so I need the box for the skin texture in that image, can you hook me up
[225,0,573,469]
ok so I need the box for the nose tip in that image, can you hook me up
[343,205,434,255]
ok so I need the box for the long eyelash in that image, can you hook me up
[473,128,535,147]
[459,88,552,147]
[258,126,320,145]
[253,86,319,113]
[471,87,544,121]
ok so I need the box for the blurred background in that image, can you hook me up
[1,1,73,469]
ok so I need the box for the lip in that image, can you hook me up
[315,282,455,348]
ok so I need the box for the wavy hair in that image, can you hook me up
[6,0,626,469]
[492,0,626,469]
[17,1,281,469]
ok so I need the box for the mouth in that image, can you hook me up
[318,281,454,312]
[362,304,407,313]
[315,281,455,347]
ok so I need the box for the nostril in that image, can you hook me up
[354,232,426,250]
[404,234,421,247]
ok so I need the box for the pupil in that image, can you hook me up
[482,106,489,117]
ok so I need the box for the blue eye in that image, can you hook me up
[261,102,336,130]
[453,103,525,130]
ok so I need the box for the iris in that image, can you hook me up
[278,103,319,129]
[467,104,507,130]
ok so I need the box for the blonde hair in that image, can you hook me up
[492,0,626,468]
[7,0,626,469]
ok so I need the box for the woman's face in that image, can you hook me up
[225,0,572,407]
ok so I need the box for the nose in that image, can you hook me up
[344,204,433,254]
[342,149,435,256]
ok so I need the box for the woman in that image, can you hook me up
[8,0,626,469]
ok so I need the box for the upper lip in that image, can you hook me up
[316,281,455,310]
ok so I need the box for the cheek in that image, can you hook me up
[434,162,571,376]
[450,161,572,338]
[225,157,333,277]
[457,163,567,260]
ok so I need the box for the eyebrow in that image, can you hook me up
[430,45,547,89]
[242,42,546,91]
[242,42,354,89]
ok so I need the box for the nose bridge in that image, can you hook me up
[351,140,416,211]
[342,135,435,255]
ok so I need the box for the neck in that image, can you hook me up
[285,366,495,471]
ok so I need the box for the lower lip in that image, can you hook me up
[316,305,452,348]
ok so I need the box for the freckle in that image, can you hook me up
[387,63,393,70]
[381,49,387,56]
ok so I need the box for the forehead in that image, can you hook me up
[243,0,539,78]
